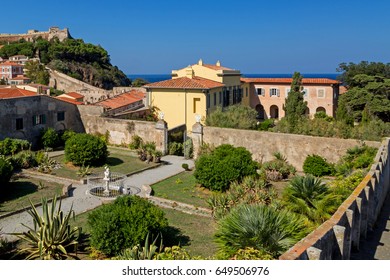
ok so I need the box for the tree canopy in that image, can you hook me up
[0,38,131,89]
[336,61,390,123]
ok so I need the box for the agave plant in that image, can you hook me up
[12,195,81,260]
[113,233,163,260]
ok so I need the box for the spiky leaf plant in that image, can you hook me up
[214,204,309,259]
[13,195,81,260]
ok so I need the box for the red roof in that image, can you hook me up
[9,76,30,81]
[145,76,225,89]
[56,96,83,105]
[241,78,340,85]
[0,62,22,67]
[65,92,84,99]
[96,90,144,109]
[0,88,36,98]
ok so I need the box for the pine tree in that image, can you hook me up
[283,72,307,132]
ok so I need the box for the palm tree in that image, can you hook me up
[282,175,340,224]
[12,195,81,260]
[214,204,308,259]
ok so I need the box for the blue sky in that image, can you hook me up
[2,0,389,74]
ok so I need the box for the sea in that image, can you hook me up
[127,73,339,83]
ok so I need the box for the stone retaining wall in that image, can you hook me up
[190,125,381,171]
[279,138,390,259]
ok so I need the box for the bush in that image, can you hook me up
[214,204,309,259]
[61,129,77,144]
[261,152,296,181]
[0,157,13,185]
[257,119,275,131]
[65,133,108,166]
[0,138,30,156]
[194,144,258,192]
[41,128,60,149]
[129,135,143,150]
[87,196,168,256]
[168,142,183,156]
[183,138,193,159]
[182,163,189,171]
[303,154,334,177]
[11,150,37,169]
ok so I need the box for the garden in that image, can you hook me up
[0,129,379,260]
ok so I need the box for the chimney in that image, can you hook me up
[216,60,221,67]
[185,66,194,79]
[198,58,203,66]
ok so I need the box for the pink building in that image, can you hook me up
[241,78,340,119]
[0,62,24,81]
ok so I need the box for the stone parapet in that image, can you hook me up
[279,138,390,260]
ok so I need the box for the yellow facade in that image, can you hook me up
[145,59,242,130]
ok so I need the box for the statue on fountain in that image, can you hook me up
[103,166,111,196]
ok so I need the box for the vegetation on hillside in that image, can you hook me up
[0,38,131,89]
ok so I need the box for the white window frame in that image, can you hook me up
[255,87,265,96]
[270,88,280,97]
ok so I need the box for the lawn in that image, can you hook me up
[160,207,217,258]
[0,174,64,215]
[70,203,217,259]
[151,171,211,208]
[50,148,156,180]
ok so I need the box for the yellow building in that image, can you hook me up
[144,59,242,130]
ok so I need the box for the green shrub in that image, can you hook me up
[183,138,193,159]
[343,144,377,169]
[129,135,143,150]
[11,150,37,169]
[61,129,77,144]
[214,204,309,259]
[261,152,296,181]
[303,154,334,177]
[0,138,30,156]
[0,157,13,185]
[194,144,258,192]
[182,163,189,171]
[41,128,60,149]
[257,119,275,131]
[168,142,183,156]
[87,196,168,256]
[65,133,108,166]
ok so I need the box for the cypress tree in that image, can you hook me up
[283,72,308,132]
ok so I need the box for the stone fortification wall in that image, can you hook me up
[280,138,390,260]
[198,126,380,170]
[78,105,167,153]
[0,27,69,43]
[49,69,111,102]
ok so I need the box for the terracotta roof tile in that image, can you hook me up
[55,96,83,105]
[0,88,36,98]
[0,62,22,67]
[145,76,224,89]
[65,92,84,99]
[95,90,144,109]
[241,77,340,85]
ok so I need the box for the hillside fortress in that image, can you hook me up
[0,27,70,43]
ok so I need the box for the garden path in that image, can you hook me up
[0,155,194,242]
